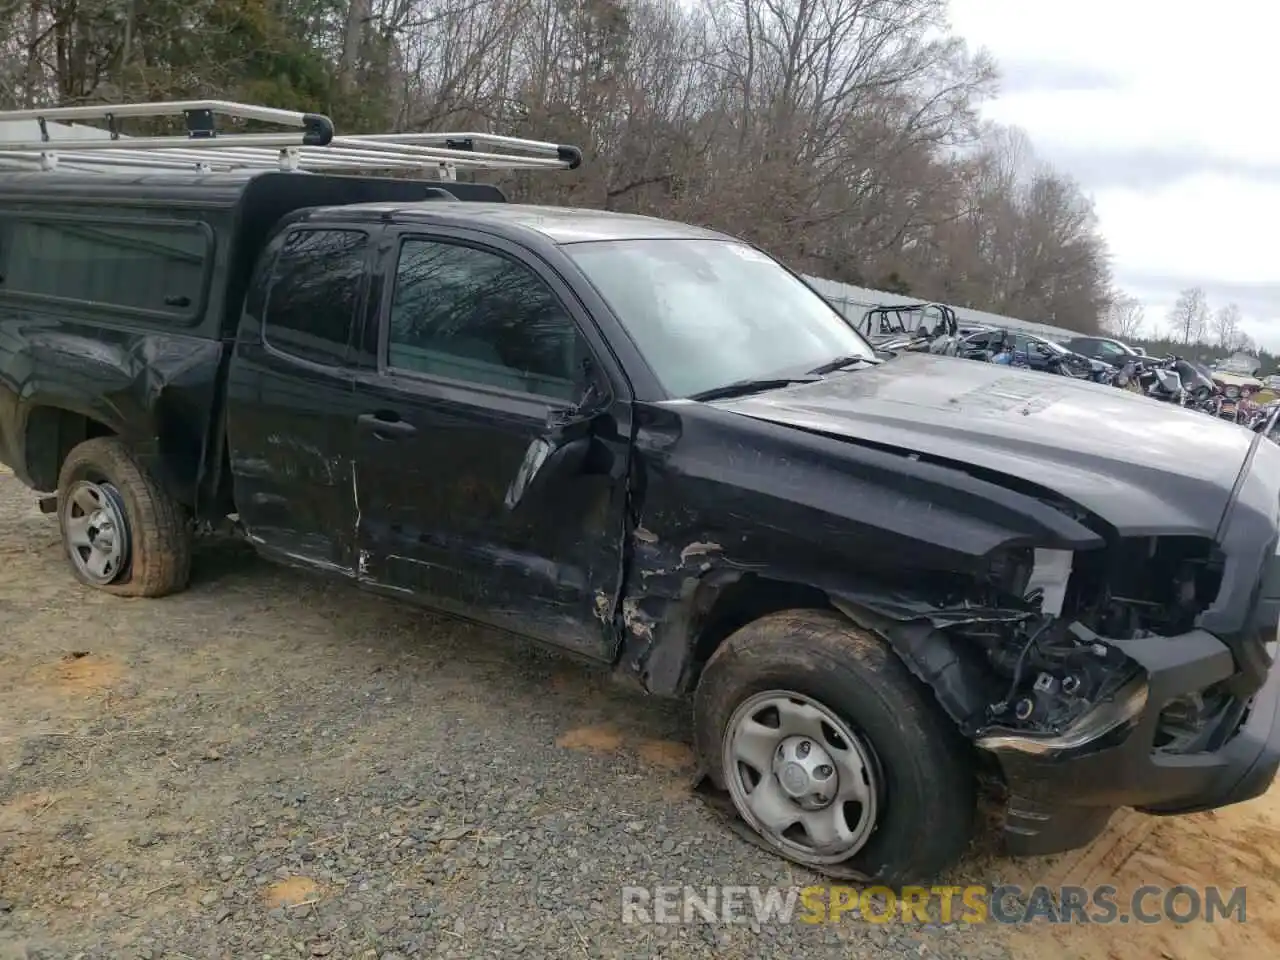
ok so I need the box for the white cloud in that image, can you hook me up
[1092,176,1280,284]
[947,0,1280,350]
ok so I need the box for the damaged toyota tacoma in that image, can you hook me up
[3,103,1280,885]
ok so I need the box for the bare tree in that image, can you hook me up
[1211,302,1243,350]
[1105,293,1145,340]
[1228,329,1255,354]
[0,0,1116,332]
[1166,287,1209,345]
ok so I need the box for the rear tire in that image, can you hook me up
[694,609,975,883]
[56,437,192,597]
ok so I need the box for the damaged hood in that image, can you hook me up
[714,351,1255,538]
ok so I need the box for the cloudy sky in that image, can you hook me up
[948,0,1277,348]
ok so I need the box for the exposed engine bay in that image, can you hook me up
[936,535,1226,743]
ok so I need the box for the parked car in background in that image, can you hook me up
[1061,335,1146,368]
[1218,352,1263,379]
[956,327,1009,362]
[854,301,961,357]
[959,329,1099,378]
[1013,332,1109,380]
[1211,370,1263,399]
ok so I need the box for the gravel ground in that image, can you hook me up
[1,467,1276,960]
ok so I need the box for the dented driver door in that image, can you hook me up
[348,228,632,660]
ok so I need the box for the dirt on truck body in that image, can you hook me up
[1,99,1280,885]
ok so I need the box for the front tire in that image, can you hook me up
[56,437,192,597]
[693,609,975,882]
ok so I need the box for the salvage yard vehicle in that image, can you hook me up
[2,101,1280,884]
[855,301,961,356]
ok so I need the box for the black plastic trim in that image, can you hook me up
[302,113,335,148]
[558,145,583,170]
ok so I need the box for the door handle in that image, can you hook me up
[357,412,417,439]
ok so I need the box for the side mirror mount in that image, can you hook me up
[505,432,592,509]
[507,370,610,510]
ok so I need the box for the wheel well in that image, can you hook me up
[690,574,833,680]
[24,407,115,492]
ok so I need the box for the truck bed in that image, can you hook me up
[0,171,507,515]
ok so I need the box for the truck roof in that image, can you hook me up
[0,170,260,204]
[311,201,736,245]
[0,171,734,245]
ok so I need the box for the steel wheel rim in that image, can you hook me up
[722,689,880,865]
[62,480,130,585]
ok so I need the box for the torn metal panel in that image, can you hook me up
[341,371,631,662]
[504,436,555,510]
[609,397,1101,697]
[830,597,1016,732]
[0,317,226,505]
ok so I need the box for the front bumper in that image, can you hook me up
[989,630,1280,855]
[989,438,1280,856]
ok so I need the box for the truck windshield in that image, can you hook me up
[563,238,875,398]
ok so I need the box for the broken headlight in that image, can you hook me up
[976,673,1148,755]
[977,617,1145,744]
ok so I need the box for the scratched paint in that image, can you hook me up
[679,541,722,564]
[351,460,365,576]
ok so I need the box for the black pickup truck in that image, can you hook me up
[2,102,1280,884]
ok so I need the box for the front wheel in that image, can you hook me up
[56,437,192,597]
[693,610,976,882]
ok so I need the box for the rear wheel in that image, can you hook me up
[56,437,192,597]
[694,609,976,882]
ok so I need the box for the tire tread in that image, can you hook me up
[57,437,192,597]
[694,608,975,883]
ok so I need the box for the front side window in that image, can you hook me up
[387,238,586,401]
[563,238,874,398]
[262,229,369,366]
[0,215,208,319]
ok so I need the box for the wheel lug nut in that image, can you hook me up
[816,765,833,778]
[797,741,810,758]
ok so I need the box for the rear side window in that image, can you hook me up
[262,228,369,366]
[0,216,210,319]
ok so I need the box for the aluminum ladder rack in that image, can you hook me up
[0,100,583,180]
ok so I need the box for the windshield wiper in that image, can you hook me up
[688,376,820,402]
[806,355,879,376]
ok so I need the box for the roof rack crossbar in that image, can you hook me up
[0,99,320,127]
[0,99,583,175]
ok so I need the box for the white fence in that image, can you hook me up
[802,273,1082,343]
